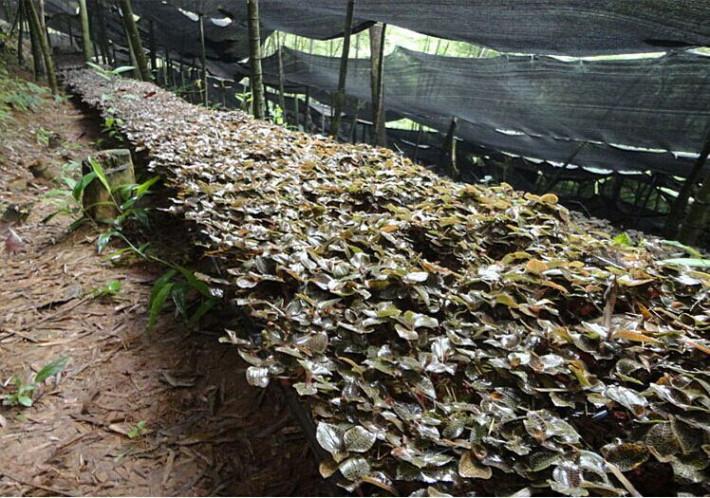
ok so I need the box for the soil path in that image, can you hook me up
[0,66,323,496]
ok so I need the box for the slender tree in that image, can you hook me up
[246,0,265,119]
[369,22,387,146]
[117,0,151,81]
[24,0,57,94]
[78,0,94,63]
[329,0,355,138]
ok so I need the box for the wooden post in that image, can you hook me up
[369,22,387,146]
[148,20,157,75]
[443,117,459,179]
[276,33,287,121]
[665,128,710,238]
[247,0,265,119]
[678,171,710,245]
[198,14,208,106]
[94,0,111,65]
[293,92,299,127]
[413,123,423,163]
[329,0,355,138]
[304,87,312,131]
[117,0,152,81]
[78,0,94,63]
[350,100,362,143]
[24,0,57,94]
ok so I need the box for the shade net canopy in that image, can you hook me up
[12,0,710,56]
[247,46,709,176]
[118,0,710,55]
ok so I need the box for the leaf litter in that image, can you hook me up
[64,69,709,496]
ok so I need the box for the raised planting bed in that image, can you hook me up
[65,69,709,497]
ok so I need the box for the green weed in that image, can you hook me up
[1,357,69,408]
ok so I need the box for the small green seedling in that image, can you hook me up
[127,420,147,439]
[1,357,69,407]
[91,279,122,298]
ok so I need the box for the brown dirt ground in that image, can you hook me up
[0,62,326,495]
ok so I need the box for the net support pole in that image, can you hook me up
[78,0,94,63]
[369,22,387,146]
[149,20,157,74]
[329,0,355,138]
[665,127,710,238]
[414,123,423,163]
[117,0,152,81]
[23,0,56,94]
[443,117,459,179]
[304,87,312,131]
[199,14,208,107]
[94,0,111,65]
[678,172,710,246]
[247,0,265,119]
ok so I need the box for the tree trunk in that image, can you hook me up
[198,14,208,106]
[117,0,151,81]
[78,0,94,63]
[247,0,265,119]
[665,128,710,238]
[24,0,57,94]
[369,23,387,146]
[329,0,355,138]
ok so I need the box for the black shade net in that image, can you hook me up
[116,0,710,55]
[248,47,709,176]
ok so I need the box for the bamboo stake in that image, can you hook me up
[117,0,151,81]
[247,0,265,119]
[329,0,355,138]
[78,0,94,62]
